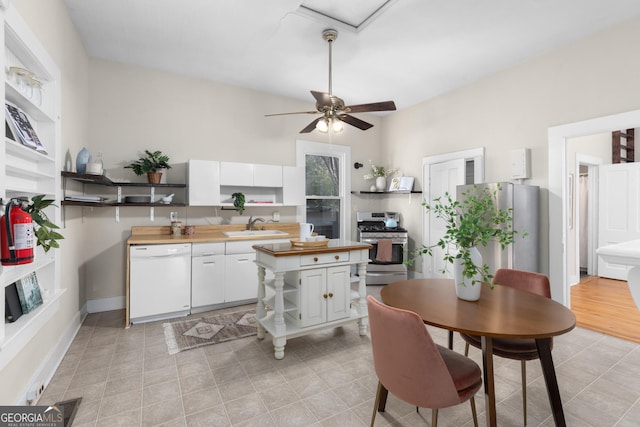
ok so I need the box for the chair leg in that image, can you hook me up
[432,408,438,427]
[521,360,527,426]
[371,382,388,427]
[464,342,470,356]
[470,396,478,427]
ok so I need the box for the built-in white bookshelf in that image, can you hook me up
[0,5,63,368]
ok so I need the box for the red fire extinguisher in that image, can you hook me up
[1,198,35,266]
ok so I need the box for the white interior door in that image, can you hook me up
[424,158,465,278]
[598,163,640,279]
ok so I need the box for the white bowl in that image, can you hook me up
[161,197,173,204]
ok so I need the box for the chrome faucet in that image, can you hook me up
[247,216,265,230]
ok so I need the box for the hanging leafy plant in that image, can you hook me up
[232,192,245,214]
[23,195,64,252]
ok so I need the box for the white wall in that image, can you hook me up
[381,15,640,286]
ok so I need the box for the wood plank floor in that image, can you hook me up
[571,275,640,343]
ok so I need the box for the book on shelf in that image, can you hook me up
[15,271,43,314]
[388,176,415,192]
[5,101,47,154]
[5,282,24,323]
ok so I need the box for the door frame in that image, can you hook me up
[574,154,602,283]
[421,148,484,278]
[548,109,640,307]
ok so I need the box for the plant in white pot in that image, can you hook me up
[363,160,397,191]
[412,184,525,301]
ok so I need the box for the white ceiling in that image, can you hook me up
[62,0,640,112]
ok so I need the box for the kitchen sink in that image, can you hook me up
[223,230,288,237]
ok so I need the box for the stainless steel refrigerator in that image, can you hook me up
[456,182,540,274]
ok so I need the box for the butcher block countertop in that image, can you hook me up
[253,240,371,257]
[127,223,300,245]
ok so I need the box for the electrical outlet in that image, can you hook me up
[26,382,45,405]
[170,212,178,222]
[272,211,280,222]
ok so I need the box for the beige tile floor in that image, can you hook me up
[39,286,640,426]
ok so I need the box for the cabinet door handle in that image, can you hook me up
[334,255,339,260]
[323,293,328,299]
[202,261,216,265]
[313,257,319,262]
[328,292,334,298]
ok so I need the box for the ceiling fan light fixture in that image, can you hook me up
[266,28,396,134]
[331,118,344,133]
[316,118,330,133]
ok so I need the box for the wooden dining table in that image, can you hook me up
[380,279,576,427]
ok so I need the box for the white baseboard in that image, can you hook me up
[16,308,86,405]
[87,296,125,313]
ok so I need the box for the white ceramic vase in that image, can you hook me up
[375,176,387,191]
[453,246,483,301]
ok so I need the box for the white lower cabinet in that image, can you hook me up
[285,265,351,328]
[224,252,258,302]
[224,239,288,303]
[191,242,225,309]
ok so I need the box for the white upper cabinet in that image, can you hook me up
[220,161,253,186]
[189,160,303,207]
[220,161,283,187]
[254,164,282,187]
[283,166,304,206]
[188,160,221,206]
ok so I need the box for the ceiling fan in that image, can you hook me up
[265,29,396,134]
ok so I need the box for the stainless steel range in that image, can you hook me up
[356,212,408,285]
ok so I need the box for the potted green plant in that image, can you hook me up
[124,150,171,184]
[411,184,525,301]
[232,192,245,215]
[23,195,64,253]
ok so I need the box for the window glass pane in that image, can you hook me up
[306,155,339,196]
[306,199,341,239]
[305,154,341,238]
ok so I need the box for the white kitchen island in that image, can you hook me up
[253,240,371,359]
[597,239,640,311]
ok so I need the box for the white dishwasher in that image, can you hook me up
[130,243,192,323]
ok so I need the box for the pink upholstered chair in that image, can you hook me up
[460,268,552,426]
[367,295,481,427]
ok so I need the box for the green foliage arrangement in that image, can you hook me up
[232,192,245,214]
[124,150,171,175]
[23,195,64,253]
[411,185,525,286]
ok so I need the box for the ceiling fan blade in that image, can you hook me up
[300,117,322,133]
[340,114,374,131]
[311,91,332,108]
[265,110,319,117]
[346,101,397,113]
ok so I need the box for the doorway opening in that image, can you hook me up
[548,109,640,307]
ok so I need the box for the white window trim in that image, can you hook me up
[296,140,351,239]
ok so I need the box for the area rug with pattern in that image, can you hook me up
[163,309,257,355]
